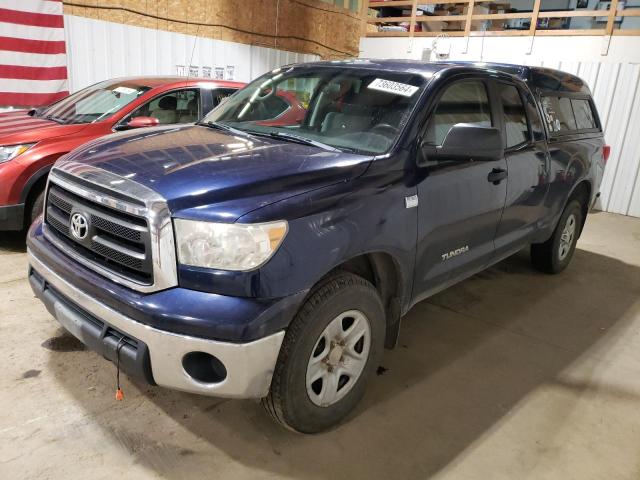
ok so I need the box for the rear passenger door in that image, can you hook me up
[412,78,508,301]
[492,81,551,260]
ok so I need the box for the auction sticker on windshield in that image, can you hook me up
[113,86,137,95]
[367,78,419,97]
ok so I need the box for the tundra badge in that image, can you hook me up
[442,246,469,261]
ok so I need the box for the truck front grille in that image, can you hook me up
[44,182,153,285]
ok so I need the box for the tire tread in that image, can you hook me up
[262,271,380,432]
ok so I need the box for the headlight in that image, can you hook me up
[0,143,35,163]
[175,219,288,271]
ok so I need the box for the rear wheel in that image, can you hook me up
[263,272,385,433]
[531,199,583,274]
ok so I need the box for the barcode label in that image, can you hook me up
[367,78,419,97]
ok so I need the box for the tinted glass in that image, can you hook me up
[500,84,529,147]
[131,89,199,124]
[205,67,428,154]
[571,98,597,130]
[212,88,237,108]
[39,81,150,124]
[541,96,577,133]
[524,94,545,141]
[426,81,492,145]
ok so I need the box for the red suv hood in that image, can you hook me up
[0,110,88,145]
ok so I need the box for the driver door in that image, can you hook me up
[412,78,508,302]
[118,89,201,128]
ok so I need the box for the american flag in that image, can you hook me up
[0,0,69,107]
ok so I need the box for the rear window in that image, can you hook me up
[571,98,597,130]
[541,95,599,135]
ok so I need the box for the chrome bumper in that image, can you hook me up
[28,249,284,398]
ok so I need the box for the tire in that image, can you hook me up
[531,199,583,274]
[263,272,385,433]
[28,189,45,227]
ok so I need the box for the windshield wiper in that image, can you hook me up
[254,131,341,152]
[43,115,66,124]
[197,121,252,137]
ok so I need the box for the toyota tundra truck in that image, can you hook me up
[27,60,609,433]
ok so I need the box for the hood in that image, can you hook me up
[59,124,373,221]
[0,110,88,144]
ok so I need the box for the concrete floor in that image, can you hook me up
[1,211,639,480]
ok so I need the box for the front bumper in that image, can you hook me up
[29,249,285,398]
[0,203,24,230]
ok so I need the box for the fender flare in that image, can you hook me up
[19,164,53,204]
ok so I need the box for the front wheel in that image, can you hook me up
[29,189,45,227]
[531,199,583,274]
[263,272,385,433]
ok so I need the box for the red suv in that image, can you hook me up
[0,77,243,231]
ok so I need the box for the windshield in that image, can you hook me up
[38,80,150,124]
[203,66,428,154]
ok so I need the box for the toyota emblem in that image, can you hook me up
[70,212,89,240]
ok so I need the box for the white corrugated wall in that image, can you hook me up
[360,36,640,218]
[63,14,319,93]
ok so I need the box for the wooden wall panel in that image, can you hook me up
[62,0,362,58]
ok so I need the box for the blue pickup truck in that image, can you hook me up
[28,60,608,433]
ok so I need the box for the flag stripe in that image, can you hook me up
[0,22,66,41]
[0,50,67,68]
[1,78,69,93]
[2,0,63,15]
[0,8,64,28]
[0,91,68,107]
[0,65,67,80]
[0,36,66,55]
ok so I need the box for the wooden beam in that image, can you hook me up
[363,0,640,38]
[538,10,609,18]
[414,0,472,4]
[472,12,533,20]
[535,28,607,36]
[606,0,620,35]
[612,29,640,34]
[366,31,415,36]
[367,0,415,7]
[409,0,419,36]
[416,15,467,22]
[414,30,467,36]
[469,29,532,36]
[529,0,541,35]
[464,0,475,40]
[368,16,412,23]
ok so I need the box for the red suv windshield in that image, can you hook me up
[38,80,150,125]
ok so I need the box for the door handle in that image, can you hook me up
[487,168,508,185]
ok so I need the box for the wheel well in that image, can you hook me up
[326,252,403,348]
[24,175,48,224]
[569,181,591,235]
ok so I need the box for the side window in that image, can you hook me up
[499,84,529,148]
[571,98,597,130]
[212,88,237,108]
[130,89,200,124]
[541,96,577,133]
[524,94,545,141]
[426,81,492,146]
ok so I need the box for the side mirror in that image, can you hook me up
[127,116,160,129]
[115,116,160,131]
[418,124,504,165]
